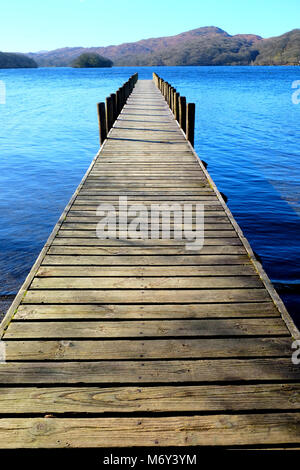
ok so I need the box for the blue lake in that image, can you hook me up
[0,66,299,326]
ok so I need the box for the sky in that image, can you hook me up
[0,0,299,52]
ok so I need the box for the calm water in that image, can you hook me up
[0,66,299,326]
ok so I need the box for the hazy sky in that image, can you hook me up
[1,0,299,52]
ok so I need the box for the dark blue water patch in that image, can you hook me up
[0,66,299,328]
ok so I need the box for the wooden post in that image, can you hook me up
[179,96,186,133]
[166,83,169,105]
[105,96,114,134]
[120,86,125,109]
[169,88,173,112]
[172,88,176,113]
[116,89,121,115]
[186,103,195,146]
[125,81,129,100]
[174,92,180,122]
[111,93,117,122]
[97,102,107,145]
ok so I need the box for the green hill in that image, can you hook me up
[254,29,300,65]
[0,52,37,68]
[114,36,260,66]
[71,53,113,68]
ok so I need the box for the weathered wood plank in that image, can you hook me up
[5,318,287,339]
[46,246,245,256]
[64,216,229,224]
[41,254,251,266]
[60,223,234,230]
[22,288,271,304]
[14,302,279,320]
[3,337,292,360]
[35,265,258,277]
[56,230,238,238]
[0,359,299,384]
[31,275,263,289]
[52,236,242,246]
[0,384,298,413]
[0,414,299,448]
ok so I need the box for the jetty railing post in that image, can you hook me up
[125,81,129,100]
[179,96,187,133]
[105,95,114,134]
[175,92,180,122]
[172,88,176,114]
[97,102,107,145]
[186,102,195,147]
[116,89,121,115]
[111,93,117,122]
[121,86,125,109]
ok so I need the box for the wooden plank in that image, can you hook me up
[0,384,298,413]
[14,302,280,320]
[3,337,291,360]
[22,289,270,304]
[64,216,229,224]
[51,237,243,246]
[5,318,287,339]
[56,230,238,238]
[41,254,251,266]
[0,359,299,384]
[85,184,208,188]
[70,204,224,210]
[46,246,245,256]
[0,414,299,448]
[30,275,263,289]
[35,265,258,277]
[60,223,234,230]
[74,195,220,201]
[79,189,213,194]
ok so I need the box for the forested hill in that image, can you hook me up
[0,52,37,68]
[26,27,300,67]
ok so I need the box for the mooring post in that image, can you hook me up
[186,102,195,146]
[111,93,117,122]
[105,96,114,134]
[179,96,187,133]
[116,89,121,115]
[175,92,180,122]
[172,89,176,113]
[121,85,125,109]
[97,102,107,145]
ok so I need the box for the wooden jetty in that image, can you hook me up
[0,73,299,449]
